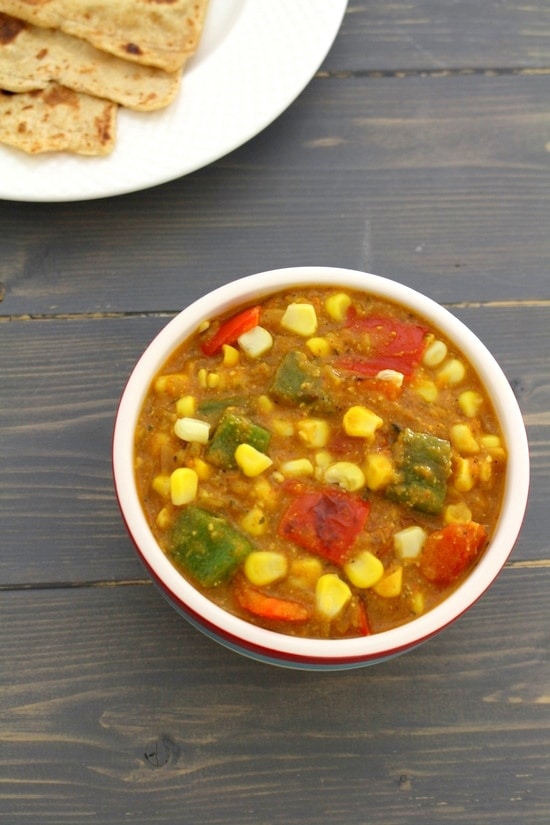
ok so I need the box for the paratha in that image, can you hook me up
[0,82,116,154]
[0,13,181,111]
[0,0,209,71]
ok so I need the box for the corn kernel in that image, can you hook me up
[297,418,330,448]
[344,551,384,589]
[410,591,425,616]
[364,453,394,491]
[438,358,466,387]
[154,373,188,397]
[325,292,351,321]
[453,456,476,492]
[281,303,318,337]
[222,344,240,366]
[393,525,427,559]
[257,394,274,414]
[244,550,287,585]
[458,390,483,418]
[187,457,212,481]
[150,431,171,456]
[272,419,294,437]
[156,506,172,530]
[238,325,273,358]
[174,417,211,444]
[289,557,323,588]
[422,339,448,367]
[240,508,269,537]
[198,368,208,388]
[206,372,220,389]
[234,443,273,477]
[479,456,493,484]
[280,458,314,477]
[480,434,507,460]
[444,502,472,524]
[450,423,480,454]
[170,467,199,505]
[252,477,274,504]
[306,337,331,357]
[315,573,352,618]
[324,461,365,492]
[373,566,403,598]
[176,395,196,417]
[375,369,404,388]
[413,377,438,402]
[152,474,171,498]
[343,405,383,439]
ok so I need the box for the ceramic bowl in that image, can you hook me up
[112,266,530,670]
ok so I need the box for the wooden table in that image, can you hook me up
[1,3,548,822]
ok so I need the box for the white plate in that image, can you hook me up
[0,0,347,202]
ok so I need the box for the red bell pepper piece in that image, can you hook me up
[419,521,488,585]
[234,580,310,622]
[278,487,370,565]
[336,311,427,376]
[201,305,261,356]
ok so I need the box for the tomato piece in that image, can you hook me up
[234,580,310,622]
[279,488,370,565]
[337,311,427,376]
[201,305,261,356]
[419,522,488,585]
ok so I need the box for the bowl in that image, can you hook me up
[112,266,530,670]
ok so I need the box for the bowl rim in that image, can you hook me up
[112,266,530,665]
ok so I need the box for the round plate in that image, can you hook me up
[0,0,348,202]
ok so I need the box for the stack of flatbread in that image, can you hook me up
[0,0,209,155]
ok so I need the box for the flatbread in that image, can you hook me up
[0,0,209,71]
[0,82,116,154]
[0,13,181,111]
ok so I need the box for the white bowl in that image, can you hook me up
[113,267,530,670]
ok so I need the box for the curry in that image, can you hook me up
[134,287,507,639]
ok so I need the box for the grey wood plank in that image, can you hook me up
[0,305,546,585]
[0,570,548,824]
[1,74,549,316]
[330,1,550,71]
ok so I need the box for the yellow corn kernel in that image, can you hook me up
[343,405,383,439]
[453,456,476,492]
[238,325,273,358]
[206,372,220,389]
[154,373,188,397]
[393,525,427,560]
[479,456,493,484]
[289,557,323,588]
[234,443,273,477]
[297,418,330,448]
[170,467,199,505]
[450,423,480,454]
[257,394,274,414]
[222,344,240,366]
[176,395,196,417]
[281,303,318,337]
[244,550,287,585]
[373,566,403,598]
[306,337,331,357]
[438,358,466,387]
[252,477,274,504]
[410,591,425,616]
[240,507,268,537]
[444,502,473,524]
[344,551,384,589]
[458,390,483,418]
[325,292,351,321]
[324,461,365,492]
[187,457,212,481]
[174,417,211,444]
[280,458,314,477]
[156,506,172,530]
[364,453,394,491]
[422,338,448,367]
[198,368,208,388]
[198,320,210,334]
[150,431,171,456]
[315,573,352,619]
[413,377,438,402]
[376,369,404,388]
[272,419,294,437]
[480,434,507,460]
[152,474,171,498]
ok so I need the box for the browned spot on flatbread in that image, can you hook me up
[42,83,79,108]
[0,13,26,44]
[124,42,143,56]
